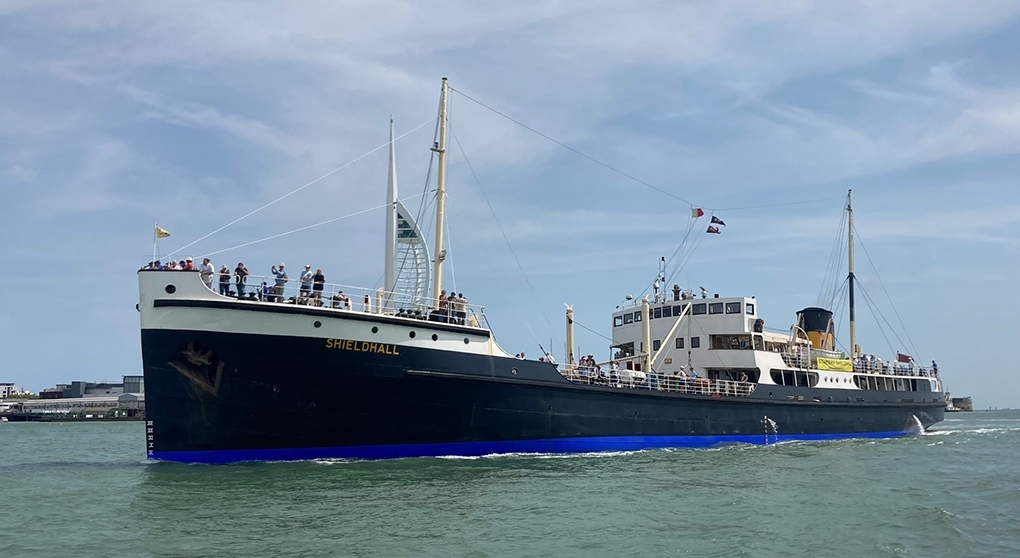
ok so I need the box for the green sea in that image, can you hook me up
[1,411,1017,557]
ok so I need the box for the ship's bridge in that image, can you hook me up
[612,295,758,348]
[610,293,770,375]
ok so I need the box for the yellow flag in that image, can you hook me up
[155,226,171,238]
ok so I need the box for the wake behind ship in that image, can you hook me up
[139,79,945,463]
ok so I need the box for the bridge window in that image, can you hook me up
[613,316,623,327]
[692,303,707,315]
[653,307,662,319]
[674,304,688,316]
[725,302,741,314]
[634,311,642,322]
[662,305,672,318]
[691,336,701,348]
[709,303,724,314]
[623,313,634,325]
[652,339,661,351]
[675,337,684,349]
[711,335,752,350]
[746,303,755,315]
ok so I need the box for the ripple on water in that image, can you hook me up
[1,412,1019,557]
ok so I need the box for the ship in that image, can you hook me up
[138,78,945,463]
[945,394,973,412]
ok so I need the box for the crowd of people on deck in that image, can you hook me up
[564,351,758,396]
[141,259,475,321]
[426,290,470,324]
[853,354,938,377]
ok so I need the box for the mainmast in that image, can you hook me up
[431,78,450,308]
[847,189,856,358]
[384,118,398,312]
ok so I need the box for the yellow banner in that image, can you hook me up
[817,357,853,372]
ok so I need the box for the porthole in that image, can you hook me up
[463,337,470,344]
[769,391,773,397]
[409,331,416,338]
[511,368,518,375]
[165,284,176,294]
[431,334,438,341]
[371,326,378,334]
[313,321,322,328]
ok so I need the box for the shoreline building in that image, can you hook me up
[0,383,22,398]
[16,375,146,417]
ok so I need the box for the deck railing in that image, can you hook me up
[559,366,756,397]
[154,270,490,329]
[851,362,937,377]
[780,348,938,377]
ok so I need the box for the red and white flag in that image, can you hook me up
[691,207,704,218]
[706,225,721,234]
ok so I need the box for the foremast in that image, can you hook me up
[847,189,857,358]
[431,78,450,308]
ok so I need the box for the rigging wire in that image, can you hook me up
[660,214,700,291]
[450,86,845,214]
[200,192,427,258]
[817,208,848,307]
[450,84,847,301]
[387,114,440,293]
[826,276,850,311]
[854,224,922,360]
[444,202,457,294]
[572,319,614,342]
[857,280,915,360]
[832,279,850,353]
[445,197,545,353]
[857,285,896,356]
[712,196,847,212]
[450,129,560,349]
[450,87,696,206]
[169,118,434,260]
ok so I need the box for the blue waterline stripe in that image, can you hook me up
[150,431,914,464]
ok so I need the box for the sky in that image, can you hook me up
[1,1,1018,408]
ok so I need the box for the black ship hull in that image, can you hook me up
[142,328,944,463]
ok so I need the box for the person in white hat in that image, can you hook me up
[300,264,314,301]
[271,263,287,303]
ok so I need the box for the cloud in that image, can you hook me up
[7,165,37,182]
[1,1,1019,408]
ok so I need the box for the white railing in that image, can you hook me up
[852,361,938,377]
[781,351,811,369]
[154,269,490,329]
[780,348,939,378]
[559,366,756,397]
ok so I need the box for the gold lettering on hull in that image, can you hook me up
[325,338,400,355]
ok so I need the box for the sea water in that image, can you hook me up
[1,411,1017,557]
